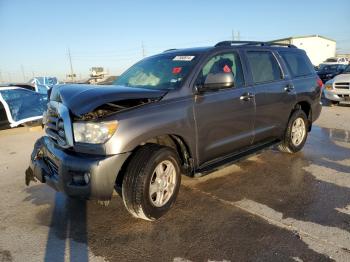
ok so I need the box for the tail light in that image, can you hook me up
[316,77,323,99]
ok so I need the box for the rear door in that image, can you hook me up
[244,49,296,143]
[279,50,320,112]
[193,51,255,166]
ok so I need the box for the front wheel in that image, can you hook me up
[122,144,181,221]
[278,109,309,153]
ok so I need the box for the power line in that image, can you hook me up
[67,48,75,82]
[20,65,25,82]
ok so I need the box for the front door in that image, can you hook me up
[193,51,255,166]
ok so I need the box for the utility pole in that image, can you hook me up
[67,48,75,82]
[20,65,25,82]
[141,42,146,58]
[237,31,241,41]
[232,30,235,41]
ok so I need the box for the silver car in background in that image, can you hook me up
[324,65,350,104]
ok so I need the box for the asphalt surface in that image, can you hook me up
[0,104,349,262]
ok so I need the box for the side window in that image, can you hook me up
[246,51,283,84]
[280,52,314,78]
[198,52,245,87]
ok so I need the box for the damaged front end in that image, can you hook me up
[75,98,158,121]
[51,84,167,117]
[25,84,166,199]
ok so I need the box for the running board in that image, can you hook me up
[194,140,281,177]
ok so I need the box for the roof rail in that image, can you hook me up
[214,41,296,48]
[163,48,178,52]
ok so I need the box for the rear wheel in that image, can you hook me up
[122,144,181,221]
[278,109,309,153]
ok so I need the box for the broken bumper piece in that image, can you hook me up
[26,136,130,200]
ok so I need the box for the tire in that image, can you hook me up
[330,100,339,106]
[122,144,181,221]
[278,109,309,154]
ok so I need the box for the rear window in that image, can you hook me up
[280,52,314,77]
[246,51,283,84]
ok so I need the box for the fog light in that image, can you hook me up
[84,173,90,184]
[72,175,84,185]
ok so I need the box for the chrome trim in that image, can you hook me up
[45,101,74,148]
[58,103,74,147]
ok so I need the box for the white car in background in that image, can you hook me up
[323,57,349,65]
[0,86,47,129]
[324,65,350,105]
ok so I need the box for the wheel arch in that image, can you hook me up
[293,100,312,131]
[115,134,194,190]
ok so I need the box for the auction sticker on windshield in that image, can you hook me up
[173,56,195,61]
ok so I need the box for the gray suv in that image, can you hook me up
[26,41,322,221]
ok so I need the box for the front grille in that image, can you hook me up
[44,102,73,148]
[45,104,66,145]
[334,82,350,90]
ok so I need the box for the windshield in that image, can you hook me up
[325,58,338,62]
[318,64,340,72]
[114,54,199,90]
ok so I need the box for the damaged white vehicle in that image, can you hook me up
[0,86,47,129]
[324,65,350,105]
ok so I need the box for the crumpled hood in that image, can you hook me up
[332,73,350,83]
[50,84,167,116]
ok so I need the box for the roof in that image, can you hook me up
[272,34,336,43]
[160,41,300,56]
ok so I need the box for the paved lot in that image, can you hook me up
[0,104,349,262]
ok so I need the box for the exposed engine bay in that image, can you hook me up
[75,98,156,121]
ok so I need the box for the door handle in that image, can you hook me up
[240,92,255,101]
[284,84,295,92]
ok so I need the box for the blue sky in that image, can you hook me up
[1,0,349,82]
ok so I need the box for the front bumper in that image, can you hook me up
[26,136,131,200]
[324,89,350,102]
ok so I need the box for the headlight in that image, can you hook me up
[324,84,333,90]
[73,121,118,144]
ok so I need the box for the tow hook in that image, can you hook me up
[25,167,37,186]
[25,149,43,186]
[34,149,43,161]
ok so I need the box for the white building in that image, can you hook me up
[272,35,336,66]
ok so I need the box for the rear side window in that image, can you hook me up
[280,52,314,77]
[246,51,282,84]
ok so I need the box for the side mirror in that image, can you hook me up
[199,73,234,92]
